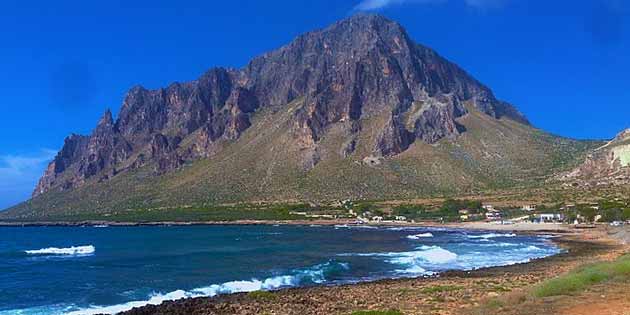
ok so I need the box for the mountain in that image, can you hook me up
[2,15,599,219]
[560,129,630,187]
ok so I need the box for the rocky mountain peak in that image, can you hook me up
[96,109,114,130]
[324,13,409,43]
[32,14,531,198]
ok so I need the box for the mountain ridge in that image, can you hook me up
[33,14,528,198]
[1,14,600,219]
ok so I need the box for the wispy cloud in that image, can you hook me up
[0,150,56,175]
[354,0,442,11]
[0,149,57,209]
[353,0,506,11]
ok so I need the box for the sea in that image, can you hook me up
[0,225,562,315]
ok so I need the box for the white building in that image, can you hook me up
[522,205,537,211]
[539,213,563,222]
[486,211,501,220]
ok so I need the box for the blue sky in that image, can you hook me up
[0,0,628,209]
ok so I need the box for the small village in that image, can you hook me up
[290,198,630,226]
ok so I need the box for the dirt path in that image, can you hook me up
[558,282,630,315]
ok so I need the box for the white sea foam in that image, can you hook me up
[400,265,428,274]
[467,233,516,239]
[386,246,457,274]
[387,227,421,231]
[517,245,543,252]
[340,245,457,274]
[387,227,450,232]
[25,245,95,256]
[64,261,348,315]
[8,279,302,315]
[406,233,433,239]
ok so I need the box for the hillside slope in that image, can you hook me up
[3,105,597,220]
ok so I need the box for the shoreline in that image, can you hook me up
[121,227,626,315]
[3,222,626,314]
[0,219,577,232]
[117,227,626,315]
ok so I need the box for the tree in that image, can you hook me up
[600,208,623,222]
[578,206,597,222]
[466,200,483,214]
[354,203,375,214]
[440,199,461,214]
[393,204,426,219]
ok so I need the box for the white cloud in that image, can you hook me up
[0,149,57,209]
[354,0,441,11]
[354,0,505,11]
[0,150,56,174]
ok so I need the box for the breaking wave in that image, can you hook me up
[467,233,516,239]
[64,261,349,315]
[25,245,95,256]
[340,245,458,274]
[406,233,433,239]
[340,238,561,276]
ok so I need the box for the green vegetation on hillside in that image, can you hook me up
[0,203,308,222]
[0,107,604,221]
[556,198,630,223]
[392,199,483,221]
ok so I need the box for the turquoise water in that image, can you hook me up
[0,225,561,314]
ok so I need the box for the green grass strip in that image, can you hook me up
[533,254,630,297]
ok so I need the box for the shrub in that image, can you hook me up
[247,290,276,301]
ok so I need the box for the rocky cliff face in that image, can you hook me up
[34,14,529,197]
[561,129,630,186]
